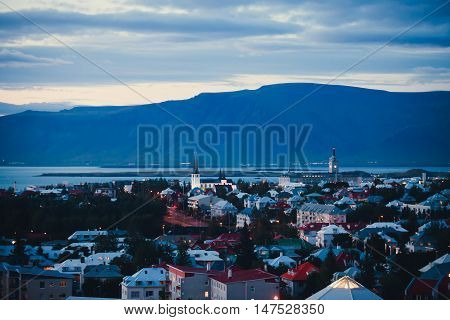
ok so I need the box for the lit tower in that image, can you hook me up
[191,153,201,189]
[328,148,339,174]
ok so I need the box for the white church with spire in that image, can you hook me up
[190,154,236,192]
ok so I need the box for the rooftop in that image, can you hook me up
[306,276,382,300]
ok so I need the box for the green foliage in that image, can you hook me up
[332,233,353,249]
[175,242,191,266]
[236,223,257,269]
[94,235,118,253]
[111,255,137,276]
[251,217,273,246]
[0,191,166,239]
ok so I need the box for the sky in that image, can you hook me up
[0,0,449,106]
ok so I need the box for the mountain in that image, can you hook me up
[0,83,449,166]
[0,102,73,116]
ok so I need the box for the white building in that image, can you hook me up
[187,249,223,268]
[68,230,108,242]
[316,224,349,248]
[121,268,168,300]
[210,269,280,300]
[296,203,346,227]
[210,200,237,217]
[328,148,339,174]
[187,194,215,210]
[256,196,276,210]
[244,195,260,208]
[236,208,254,228]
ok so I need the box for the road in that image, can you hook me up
[164,206,208,227]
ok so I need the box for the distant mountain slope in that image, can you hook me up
[0,83,449,166]
[0,102,73,116]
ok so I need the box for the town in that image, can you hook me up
[0,149,449,300]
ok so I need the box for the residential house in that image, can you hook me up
[83,264,123,298]
[210,269,280,300]
[0,263,73,300]
[404,254,450,300]
[264,253,297,269]
[168,265,217,300]
[210,200,237,218]
[281,262,319,298]
[121,268,168,300]
[296,203,347,227]
[236,208,254,229]
[316,224,349,248]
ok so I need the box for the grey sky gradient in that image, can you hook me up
[0,0,449,105]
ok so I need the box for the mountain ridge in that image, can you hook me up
[1,83,449,166]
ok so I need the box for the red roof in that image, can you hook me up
[281,262,319,281]
[210,269,277,284]
[168,265,221,276]
[214,233,240,242]
[406,279,438,296]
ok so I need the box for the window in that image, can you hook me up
[59,281,67,287]
[145,291,154,297]
[39,281,45,289]
[131,291,140,299]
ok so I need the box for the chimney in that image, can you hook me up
[227,269,232,279]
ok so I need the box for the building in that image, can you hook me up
[296,203,346,227]
[187,250,224,270]
[67,229,108,242]
[190,154,236,192]
[210,269,279,300]
[244,195,260,208]
[306,276,382,300]
[264,253,297,269]
[187,194,219,211]
[281,262,319,298]
[404,254,450,300]
[236,208,254,228]
[316,224,349,248]
[168,265,217,300]
[328,147,339,175]
[121,268,168,300]
[94,187,117,199]
[210,200,237,218]
[83,265,123,298]
[0,263,73,300]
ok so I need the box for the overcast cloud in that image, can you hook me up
[0,0,449,105]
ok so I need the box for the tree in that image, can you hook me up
[332,233,353,248]
[236,223,256,269]
[111,255,137,276]
[252,217,273,245]
[94,235,118,252]
[11,239,29,265]
[175,242,191,266]
[359,255,375,289]
[303,271,326,299]
[365,234,387,263]
[320,248,338,282]
[380,272,405,299]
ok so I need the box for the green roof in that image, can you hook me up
[275,238,314,250]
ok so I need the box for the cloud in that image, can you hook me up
[0,0,448,102]
[0,49,71,67]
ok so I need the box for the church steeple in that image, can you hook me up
[193,152,199,174]
[191,153,201,189]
